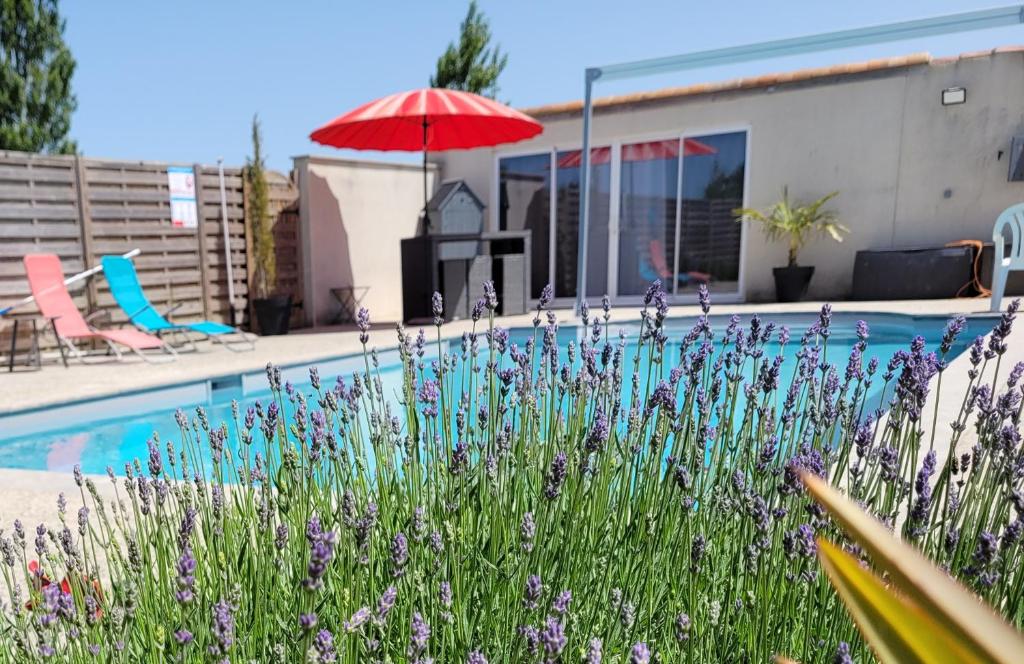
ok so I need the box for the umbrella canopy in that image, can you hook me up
[310,88,542,151]
[310,88,542,227]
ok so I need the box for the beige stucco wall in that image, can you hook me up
[437,50,1024,302]
[294,156,438,325]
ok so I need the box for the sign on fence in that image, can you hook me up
[167,166,198,229]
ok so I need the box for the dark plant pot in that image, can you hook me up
[773,266,815,302]
[253,295,292,336]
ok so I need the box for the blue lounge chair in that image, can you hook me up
[101,255,255,351]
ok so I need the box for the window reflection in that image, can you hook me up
[678,132,746,293]
[498,154,550,299]
[617,139,680,296]
[554,148,610,299]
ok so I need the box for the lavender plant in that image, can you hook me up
[0,285,1020,663]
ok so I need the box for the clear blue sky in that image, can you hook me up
[63,0,1024,172]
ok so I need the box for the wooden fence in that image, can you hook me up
[0,150,299,353]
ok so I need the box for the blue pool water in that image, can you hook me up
[0,312,983,475]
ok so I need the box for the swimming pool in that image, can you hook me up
[0,311,981,475]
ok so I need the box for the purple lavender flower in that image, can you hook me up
[940,315,967,356]
[552,589,572,614]
[907,451,936,538]
[690,534,706,573]
[520,512,536,552]
[390,532,408,577]
[833,642,853,664]
[408,612,431,660]
[356,307,371,344]
[173,629,193,645]
[439,580,452,607]
[429,530,443,554]
[584,638,603,664]
[146,438,162,478]
[275,523,289,550]
[855,320,869,345]
[586,409,610,452]
[518,624,540,657]
[175,545,196,604]
[450,441,469,476]
[344,607,371,633]
[539,284,554,309]
[311,629,337,663]
[482,280,498,311]
[432,291,444,326]
[471,298,485,322]
[540,616,566,659]
[304,516,337,591]
[544,452,567,500]
[376,585,397,622]
[989,299,1019,355]
[630,642,651,664]
[207,599,235,659]
[418,379,440,417]
[523,574,543,610]
[698,283,710,314]
[647,380,676,414]
[620,600,636,629]
[818,303,832,338]
[675,613,691,642]
[467,651,488,664]
[300,613,318,631]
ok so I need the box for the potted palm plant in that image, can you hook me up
[247,115,291,335]
[735,188,847,302]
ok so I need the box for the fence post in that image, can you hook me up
[242,171,255,329]
[193,163,212,319]
[72,155,98,312]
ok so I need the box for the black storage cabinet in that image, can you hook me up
[852,246,973,300]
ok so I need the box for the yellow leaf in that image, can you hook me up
[817,538,980,663]
[802,472,1024,663]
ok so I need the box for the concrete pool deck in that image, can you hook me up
[0,296,1019,530]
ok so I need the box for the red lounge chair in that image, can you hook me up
[23,254,175,365]
[646,240,711,286]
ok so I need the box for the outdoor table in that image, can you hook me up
[330,286,370,325]
[5,313,58,372]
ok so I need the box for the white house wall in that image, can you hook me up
[437,50,1024,302]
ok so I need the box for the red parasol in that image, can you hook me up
[310,88,543,223]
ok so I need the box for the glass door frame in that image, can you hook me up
[492,123,751,308]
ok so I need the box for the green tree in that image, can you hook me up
[430,1,507,98]
[0,0,77,153]
[245,115,275,298]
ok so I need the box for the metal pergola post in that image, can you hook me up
[574,4,1024,313]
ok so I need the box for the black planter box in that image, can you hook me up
[852,246,973,300]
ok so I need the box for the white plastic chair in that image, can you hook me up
[991,203,1024,312]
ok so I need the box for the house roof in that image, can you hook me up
[427,179,485,212]
[518,46,1024,119]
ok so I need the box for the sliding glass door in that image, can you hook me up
[496,129,746,302]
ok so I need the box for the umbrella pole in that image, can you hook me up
[422,118,430,230]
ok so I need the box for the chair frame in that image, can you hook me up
[991,203,1024,312]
